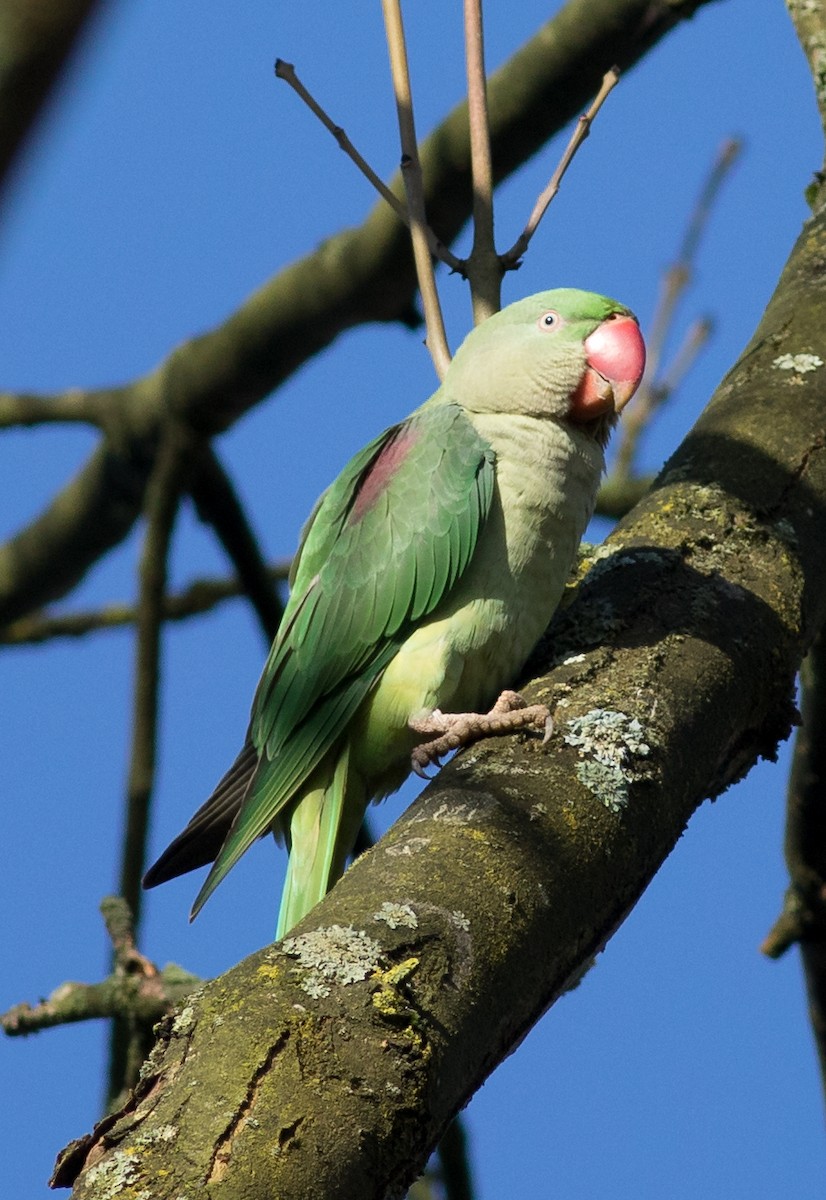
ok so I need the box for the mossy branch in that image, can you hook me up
[1,897,200,1038]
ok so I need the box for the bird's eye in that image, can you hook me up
[537,310,560,331]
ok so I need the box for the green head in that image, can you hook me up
[442,288,645,428]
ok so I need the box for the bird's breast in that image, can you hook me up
[352,414,603,790]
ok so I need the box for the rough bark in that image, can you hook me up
[54,200,826,1196]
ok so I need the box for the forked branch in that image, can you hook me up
[501,67,621,268]
[274,59,463,276]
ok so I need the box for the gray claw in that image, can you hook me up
[411,754,437,779]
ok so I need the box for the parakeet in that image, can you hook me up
[144,288,645,937]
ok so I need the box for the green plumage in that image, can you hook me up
[196,405,494,927]
[144,288,643,936]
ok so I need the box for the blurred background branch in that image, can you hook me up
[0,0,104,199]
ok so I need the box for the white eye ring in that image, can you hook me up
[537,310,560,330]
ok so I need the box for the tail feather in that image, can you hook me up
[276,744,363,938]
[143,741,257,887]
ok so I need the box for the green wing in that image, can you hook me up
[190,402,495,917]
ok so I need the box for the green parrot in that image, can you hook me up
[144,288,645,937]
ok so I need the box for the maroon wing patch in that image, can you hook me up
[348,425,421,524]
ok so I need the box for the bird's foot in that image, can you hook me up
[409,690,552,778]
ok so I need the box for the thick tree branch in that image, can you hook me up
[53,195,826,1198]
[0,0,715,629]
[0,0,103,198]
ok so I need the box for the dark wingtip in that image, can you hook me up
[140,741,258,891]
[142,866,160,890]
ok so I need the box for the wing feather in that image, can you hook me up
[185,403,496,914]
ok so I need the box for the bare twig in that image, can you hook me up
[613,316,713,480]
[501,67,620,268]
[678,137,742,264]
[463,0,500,321]
[0,561,292,646]
[610,138,740,483]
[274,60,464,277]
[643,137,741,388]
[381,0,451,378]
[275,58,407,219]
[1,897,200,1038]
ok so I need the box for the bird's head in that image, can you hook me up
[444,288,646,442]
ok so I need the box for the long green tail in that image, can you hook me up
[276,744,363,938]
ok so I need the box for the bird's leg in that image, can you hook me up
[408,690,552,778]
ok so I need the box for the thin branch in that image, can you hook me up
[381,0,451,378]
[653,315,714,400]
[612,316,712,480]
[0,561,291,646]
[463,0,500,321]
[189,446,284,643]
[761,632,826,1111]
[643,136,741,388]
[0,388,105,429]
[678,136,741,263]
[609,138,739,483]
[438,1117,476,1200]
[274,59,465,276]
[275,58,407,220]
[501,67,620,268]
[1,897,200,1038]
[118,425,195,922]
[108,422,196,1105]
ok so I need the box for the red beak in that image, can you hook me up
[571,314,646,420]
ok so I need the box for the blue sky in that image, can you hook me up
[2,1,825,1196]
